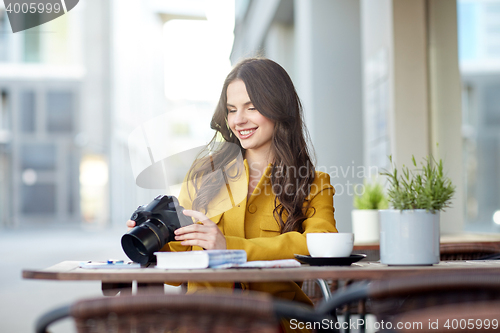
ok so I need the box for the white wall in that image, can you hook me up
[110,0,168,226]
[264,22,295,80]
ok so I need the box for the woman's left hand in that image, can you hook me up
[174,210,227,250]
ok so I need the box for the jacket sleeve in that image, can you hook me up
[225,174,337,261]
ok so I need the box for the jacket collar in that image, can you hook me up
[212,159,273,237]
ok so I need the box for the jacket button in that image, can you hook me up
[248,204,257,214]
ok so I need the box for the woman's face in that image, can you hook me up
[226,79,275,154]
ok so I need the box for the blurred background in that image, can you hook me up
[0,0,500,331]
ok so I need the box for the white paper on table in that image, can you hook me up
[215,259,301,269]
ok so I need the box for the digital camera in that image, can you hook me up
[121,195,192,264]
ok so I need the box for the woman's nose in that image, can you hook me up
[233,110,247,125]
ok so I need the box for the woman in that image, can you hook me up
[128,57,337,327]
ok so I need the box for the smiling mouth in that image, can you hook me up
[238,128,257,138]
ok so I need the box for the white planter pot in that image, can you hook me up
[380,209,440,265]
[351,210,379,243]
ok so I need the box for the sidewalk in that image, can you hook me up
[0,226,144,332]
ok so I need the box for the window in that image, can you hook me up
[20,90,35,133]
[21,143,56,170]
[458,0,500,231]
[46,91,73,133]
[23,13,41,63]
[21,184,56,214]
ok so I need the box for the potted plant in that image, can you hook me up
[352,180,388,243]
[379,155,455,265]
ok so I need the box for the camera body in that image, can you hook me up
[121,195,192,264]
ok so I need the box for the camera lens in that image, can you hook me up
[130,237,148,256]
[121,219,167,264]
[121,195,189,264]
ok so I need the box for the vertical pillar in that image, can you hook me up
[295,0,363,232]
[392,0,430,166]
[428,0,464,233]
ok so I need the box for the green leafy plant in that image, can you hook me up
[353,180,389,210]
[381,155,455,212]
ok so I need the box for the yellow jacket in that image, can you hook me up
[165,159,337,306]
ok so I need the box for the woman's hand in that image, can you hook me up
[174,210,227,250]
[126,220,136,231]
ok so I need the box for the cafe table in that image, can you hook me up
[23,233,500,297]
[22,260,500,285]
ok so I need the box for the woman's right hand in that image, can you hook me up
[126,220,136,231]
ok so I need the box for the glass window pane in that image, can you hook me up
[23,15,41,63]
[21,184,56,214]
[477,137,500,221]
[46,91,73,133]
[484,84,500,126]
[459,1,500,232]
[21,143,56,171]
[20,90,35,132]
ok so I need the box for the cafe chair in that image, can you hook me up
[35,290,336,333]
[314,271,500,332]
[302,279,337,305]
[440,242,500,261]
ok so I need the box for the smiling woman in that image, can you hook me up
[127,57,338,333]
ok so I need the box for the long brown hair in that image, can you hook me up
[188,57,316,233]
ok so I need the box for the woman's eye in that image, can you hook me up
[228,109,236,113]
[248,107,256,111]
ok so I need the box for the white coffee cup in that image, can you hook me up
[306,233,354,257]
